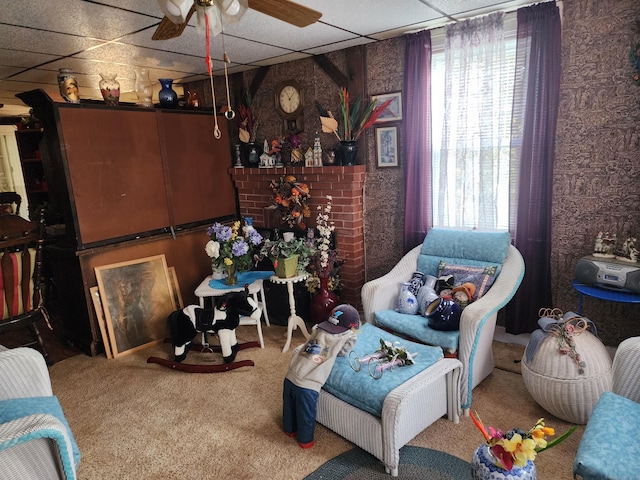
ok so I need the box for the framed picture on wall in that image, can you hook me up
[376,126,399,168]
[95,254,177,357]
[371,92,402,122]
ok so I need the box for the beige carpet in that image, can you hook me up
[48,325,582,480]
[493,341,525,374]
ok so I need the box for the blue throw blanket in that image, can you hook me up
[0,395,81,472]
[323,323,444,417]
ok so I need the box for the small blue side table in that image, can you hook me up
[571,279,640,315]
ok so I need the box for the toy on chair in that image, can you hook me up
[147,285,262,373]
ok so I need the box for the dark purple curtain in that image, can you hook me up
[505,2,562,334]
[402,30,432,252]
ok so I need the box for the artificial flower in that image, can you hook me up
[206,220,262,273]
[306,195,344,294]
[470,413,576,471]
[316,88,394,142]
[270,175,311,229]
[238,90,257,143]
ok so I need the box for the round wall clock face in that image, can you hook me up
[278,85,301,114]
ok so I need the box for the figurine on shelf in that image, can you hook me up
[616,237,638,263]
[593,231,616,258]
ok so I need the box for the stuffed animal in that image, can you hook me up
[167,285,261,363]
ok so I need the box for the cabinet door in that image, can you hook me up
[157,111,236,226]
[58,108,171,245]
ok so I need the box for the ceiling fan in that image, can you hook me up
[153,0,322,40]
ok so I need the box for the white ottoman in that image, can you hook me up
[315,324,461,477]
[521,329,612,424]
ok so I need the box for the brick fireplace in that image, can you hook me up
[229,166,366,310]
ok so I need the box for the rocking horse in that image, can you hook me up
[147,285,262,373]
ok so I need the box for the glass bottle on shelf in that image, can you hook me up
[134,68,153,108]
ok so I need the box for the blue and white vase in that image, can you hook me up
[408,271,426,296]
[471,444,537,480]
[158,78,178,109]
[396,282,419,315]
[417,275,439,315]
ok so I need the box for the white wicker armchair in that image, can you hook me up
[362,229,524,413]
[0,345,79,480]
[573,336,640,479]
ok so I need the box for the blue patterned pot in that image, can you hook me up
[425,297,462,331]
[471,444,537,480]
[396,282,419,315]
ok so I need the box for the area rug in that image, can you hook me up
[303,445,471,480]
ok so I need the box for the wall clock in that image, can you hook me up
[275,80,304,134]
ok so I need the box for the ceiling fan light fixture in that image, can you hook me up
[220,0,241,16]
[156,0,192,24]
[195,0,247,37]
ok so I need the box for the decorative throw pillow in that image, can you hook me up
[437,261,498,300]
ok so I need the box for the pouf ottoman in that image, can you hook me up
[521,327,612,424]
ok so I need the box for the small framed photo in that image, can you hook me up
[371,92,402,123]
[376,126,398,168]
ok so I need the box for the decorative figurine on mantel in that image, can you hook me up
[259,139,275,168]
[593,231,616,258]
[305,147,314,167]
[616,237,638,263]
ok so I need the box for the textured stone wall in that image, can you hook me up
[552,0,640,345]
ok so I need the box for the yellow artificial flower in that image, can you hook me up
[502,434,537,467]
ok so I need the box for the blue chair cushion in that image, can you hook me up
[374,309,460,353]
[573,391,640,479]
[416,228,511,279]
[322,323,444,417]
[0,395,81,467]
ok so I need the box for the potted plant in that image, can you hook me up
[259,234,314,278]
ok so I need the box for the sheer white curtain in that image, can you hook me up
[432,12,517,230]
[0,125,29,219]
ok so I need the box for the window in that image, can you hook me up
[429,14,520,231]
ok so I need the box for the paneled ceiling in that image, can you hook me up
[0,0,542,117]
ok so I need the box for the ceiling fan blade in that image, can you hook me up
[248,0,321,28]
[152,4,197,40]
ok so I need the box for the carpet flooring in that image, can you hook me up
[37,324,583,479]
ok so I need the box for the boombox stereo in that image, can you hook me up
[574,255,640,293]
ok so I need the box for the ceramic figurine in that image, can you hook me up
[616,237,638,263]
[594,231,616,258]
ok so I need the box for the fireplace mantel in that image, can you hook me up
[230,166,366,309]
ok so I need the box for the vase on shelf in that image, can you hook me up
[134,68,153,108]
[57,68,80,104]
[338,140,357,166]
[99,73,120,106]
[471,444,537,480]
[225,263,238,286]
[158,78,178,109]
[241,142,260,167]
[311,276,339,324]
